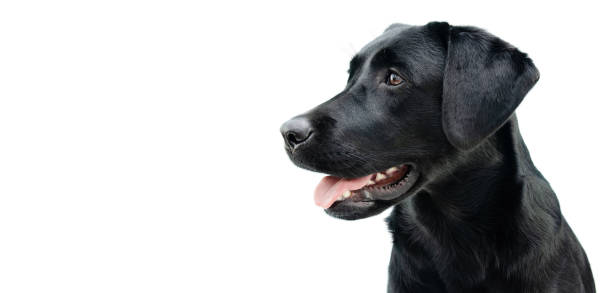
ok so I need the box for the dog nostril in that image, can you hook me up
[287,132,298,145]
[280,117,314,150]
[286,131,310,146]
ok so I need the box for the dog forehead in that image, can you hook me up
[358,24,420,57]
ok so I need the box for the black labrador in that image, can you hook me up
[280,22,595,292]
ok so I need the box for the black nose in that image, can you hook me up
[280,117,314,150]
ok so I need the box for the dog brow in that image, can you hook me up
[348,55,363,76]
[370,48,398,69]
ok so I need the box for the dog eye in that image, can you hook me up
[387,72,404,86]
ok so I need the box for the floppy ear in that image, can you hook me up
[441,26,540,150]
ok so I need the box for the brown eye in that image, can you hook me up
[387,72,404,86]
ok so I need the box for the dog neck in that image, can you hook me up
[394,114,541,220]
[387,115,558,287]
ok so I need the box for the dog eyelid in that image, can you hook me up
[386,71,404,86]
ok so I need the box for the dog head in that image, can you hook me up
[281,22,539,220]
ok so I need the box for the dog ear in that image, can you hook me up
[441,26,540,150]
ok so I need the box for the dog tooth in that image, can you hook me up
[342,190,351,198]
[386,166,399,174]
[366,180,376,186]
[375,173,387,181]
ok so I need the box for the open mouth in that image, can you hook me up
[314,164,417,209]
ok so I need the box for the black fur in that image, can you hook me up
[281,22,595,292]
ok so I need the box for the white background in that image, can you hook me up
[1,1,610,292]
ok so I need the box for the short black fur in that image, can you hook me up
[280,22,595,292]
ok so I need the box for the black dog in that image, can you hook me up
[280,22,595,292]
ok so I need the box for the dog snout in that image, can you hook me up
[280,116,314,150]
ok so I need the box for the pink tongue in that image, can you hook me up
[314,174,372,209]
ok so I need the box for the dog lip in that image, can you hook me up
[323,166,421,220]
[360,165,418,201]
[327,163,419,207]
